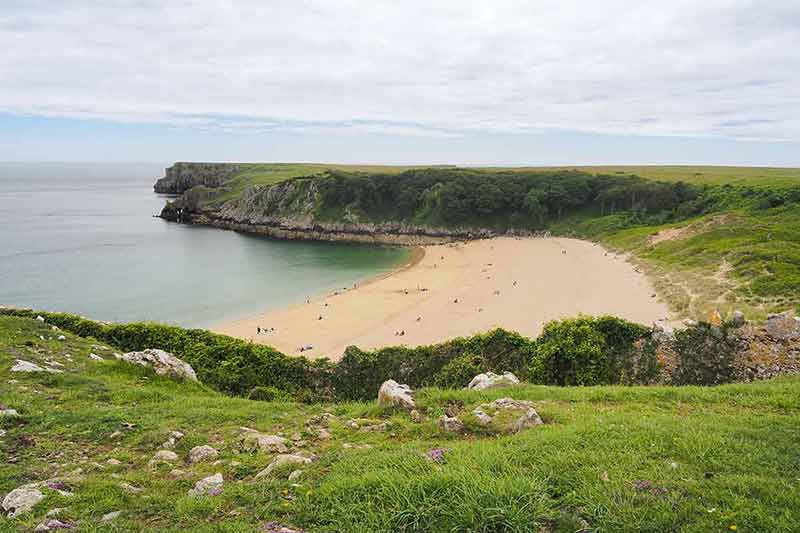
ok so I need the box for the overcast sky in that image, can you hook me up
[1,0,799,164]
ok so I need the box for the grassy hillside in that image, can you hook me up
[2,314,799,532]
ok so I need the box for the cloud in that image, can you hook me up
[1,0,799,140]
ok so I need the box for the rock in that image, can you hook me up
[438,415,466,433]
[150,450,178,463]
[255,454,312,479]
[410,409,424,423]
[161,430,185,449]
[100,510,122,523]
[467,371,520,390]
[117,349,197,381]
[766,311,800,340]
[2,484,45,517]
[36,315,45,322]
[88,353,104,361]
[57,335,66,341]
[11,359,46,373]
[34,519,74,530]
[168,469,188,479]
[260,521,304,533]
[188,473,223,497]
[471,398,543,434]
[189,445,219,463]
[287,470,303,481]
[239,428,289,453]
[0,405,19,417]
[652,321,675,343]
[119,482,142,494]
[377,379,415,410]
[732,310,746,328]
[316,428,331,440]
[106,459,122,466]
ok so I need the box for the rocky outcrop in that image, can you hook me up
[154,162,240,194]
[117,349,197,381]
[766,311,800,340]
[467,371,520,390]
[377,379,415,410]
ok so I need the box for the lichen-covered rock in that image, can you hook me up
[34,519,74,531]
[151,450,179,463]
[117,349,197,381]
[2,484,44,517]
[467,371,520,390]
[255,454,312,479]
[239,428,289,453]
[437,415,466,434]
[766,311,800,340]
[189,445,219,463]
[377,379,415,410]
[471,398,543,434]
[11,359,46,373]
[187,473,223,497]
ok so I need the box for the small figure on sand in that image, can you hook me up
[416,316,421,322]
[318,315,323,321]
[257,326,261,334]
[513,280,517,286]
[453,298,459,303]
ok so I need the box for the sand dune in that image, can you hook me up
[213,237,670,360]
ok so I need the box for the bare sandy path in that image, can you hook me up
[213,237,670,360]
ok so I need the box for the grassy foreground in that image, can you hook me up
[2,315,799,531]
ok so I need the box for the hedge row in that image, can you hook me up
[4,308,729,399]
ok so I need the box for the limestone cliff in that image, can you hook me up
[153,162,241,194]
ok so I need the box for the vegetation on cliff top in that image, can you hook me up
[2,314,799,531]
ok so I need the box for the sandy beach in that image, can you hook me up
[214,237,670,360]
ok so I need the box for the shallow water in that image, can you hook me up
[0,162,408,327]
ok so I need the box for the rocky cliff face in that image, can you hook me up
[153,162,241,194]
[156,168,504,244]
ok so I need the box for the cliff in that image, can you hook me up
[153,162,241,194]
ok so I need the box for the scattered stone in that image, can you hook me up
[261,521,304,533]
[467,371,520,391]
[377,379,415,410]
[106,459,122,466]
[239,428,289,453]
[360,422,388,433]
[438,415,466,434]
[3,484,45,517]
[732,310,746,328]
[36,315,45,322]
[766,311,800,340]
[100,510,122,523]
[316,428,331,440]
[189,445,219,463]
[471,398,543,433]
[34,519,74,531]
[168,469,188,479]
[652,321,675,343]
[0,405,19,417]
[11,359,46,373]
[150,450,178,464]
[117,349,198,381]
[410,410,424,423]
[255,454,312,479]
[119,482,142,494]
[88,353,104,362]
[57,335,66,341]
[188,473,223,497]
[306,413,335,426]
[287,470,303,481]
[161,430,184,449]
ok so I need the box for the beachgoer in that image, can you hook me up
[257,326,261,334]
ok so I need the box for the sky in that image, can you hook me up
[1,0,799,165]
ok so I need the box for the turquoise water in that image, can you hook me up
[0,162,408,327]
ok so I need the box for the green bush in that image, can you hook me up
[529,316,656,386]
[246,386,289,402]
[671,321,741,385]
[433,352,485,388]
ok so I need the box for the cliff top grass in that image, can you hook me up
[3,314,800,531]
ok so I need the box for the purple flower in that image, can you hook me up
[427,448,447,463]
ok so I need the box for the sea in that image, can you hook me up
[0,162,408,327]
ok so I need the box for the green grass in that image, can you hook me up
[2,315,799,531]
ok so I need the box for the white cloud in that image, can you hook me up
[1,0,798,140]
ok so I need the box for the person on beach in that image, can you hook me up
[257,326,261,334]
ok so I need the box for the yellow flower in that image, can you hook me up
[729,526,737,531]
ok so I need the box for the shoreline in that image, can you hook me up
[213,236,671,360]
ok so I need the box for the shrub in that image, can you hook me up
[247,386,289,402]
[529,316,656,386]
[433,352,485,388]
[671,321,741,385]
